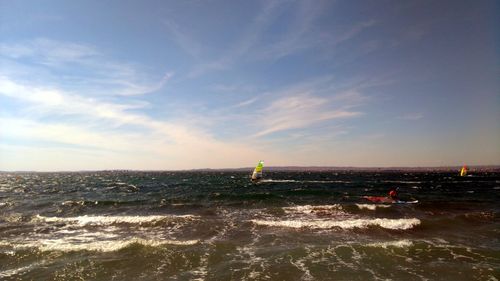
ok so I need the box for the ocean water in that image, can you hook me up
[0,171,499,280]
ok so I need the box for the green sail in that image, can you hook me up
[251,160,264,181]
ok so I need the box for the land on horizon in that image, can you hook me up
[1,165,499,173]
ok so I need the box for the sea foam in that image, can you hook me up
[10,238,199,253]
[251,218,420,230]
[365,239,414,248]
[34,214,198,226]
[355,204,391,211]
[283,204,343,213]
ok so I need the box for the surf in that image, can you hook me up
[33,214,198,226]
[250,217,421,230]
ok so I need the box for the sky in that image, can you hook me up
[0,0,499,171]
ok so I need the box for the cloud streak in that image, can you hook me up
[0,38,99,62]
[187,0,323,77]
[253,93,362,137]
[209,75,371,140]
[183,1,377,78]
[0,74,266,169]
[0,34,386,171]
[0,38,170,97]
[0,39,273,170]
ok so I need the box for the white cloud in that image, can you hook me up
[234,97,259,108]
[0,38,170,97]
[0,36,380,170]
[254,93,362,137]
[254,1,327,60]
[0,74,268,170]
[172,2,376,79]
[201,75,374,141]
[0,117,145,152]
[162,19,202,58]
[0,38,99,63]
[0,37,270,170]
[186,0,289,77]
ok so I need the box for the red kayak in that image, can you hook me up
[363,196,394,203]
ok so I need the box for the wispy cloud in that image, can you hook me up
[162,19,202,58]
[330,20,377,47]
[234,96,259,108]
[399,112,424,120]
[253,93,362,137]
[255,0,328,60]
[0,74,265,169]
[183,1,377,78]
[199,74,382,141]
[188,0,312,78]
[0,38,170,97]
[0,38,99,62]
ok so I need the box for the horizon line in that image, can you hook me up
[1,164,499,173]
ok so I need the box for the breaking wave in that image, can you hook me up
[33,214,198,226]
[251,218,420,230]
[3,238,199,253]
[355,204,391,211]
[283,204,343,213]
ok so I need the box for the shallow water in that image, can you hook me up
[0,171,499,280]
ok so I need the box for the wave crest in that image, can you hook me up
[251,218,420,230]
[355,204,391,211]
[34,214,198,226]
[4,238,199,253]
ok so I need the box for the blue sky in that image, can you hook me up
[0,0,498,170]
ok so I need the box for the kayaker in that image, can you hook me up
[388,188,398,200]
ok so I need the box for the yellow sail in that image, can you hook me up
[460,165,467,177]
[251,160,264,182]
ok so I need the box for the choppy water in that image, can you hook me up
[0,171,499,280]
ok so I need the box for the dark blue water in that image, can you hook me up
[1,171,499,280]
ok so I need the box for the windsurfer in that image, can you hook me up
[251,160,264,183]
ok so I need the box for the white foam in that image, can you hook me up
[251,218,420,230]
[4,214,23,223]
[365,239,413,248]
[260,179,297,183]
[283,204,343,213]
[61,200,85,206]
[290,257,314,281]
[42,238,198,252]
[355,204,391,211]
[34,214,198,226]
[0,262,42,278]
[8,238,199,253]
[260,179,349,183]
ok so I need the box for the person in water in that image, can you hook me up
[388,188,398,200]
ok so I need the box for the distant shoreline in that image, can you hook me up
[189,165,500,172]
[1,165,499,173]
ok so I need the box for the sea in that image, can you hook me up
[0,170,499,280]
